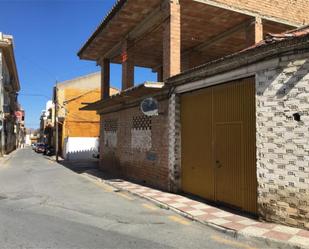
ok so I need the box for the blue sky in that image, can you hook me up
[0,0,156,128]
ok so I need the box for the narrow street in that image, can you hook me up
[0,147,261,249]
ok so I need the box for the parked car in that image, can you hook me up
[93,147,100,159]
[35,143,46,153]
[31,143,37,150]
[92,151,99,159]
[44,146,55,156]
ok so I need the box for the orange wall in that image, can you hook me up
[62,88,101,139]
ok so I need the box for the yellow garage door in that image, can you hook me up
[181,87,214,201]
[181,77,257,214]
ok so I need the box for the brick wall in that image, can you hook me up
[212,0,309,25]
[256,52,309,229]
[163,0,181,80]
[99,99,170,190]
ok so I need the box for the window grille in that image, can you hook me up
[132,115,151,130]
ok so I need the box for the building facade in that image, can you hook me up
[39,100,54,145]
[79,0,309,229]
[53,72,118,160]
[84,27,309,230]
[0,33,20,156]
[15,107,25,148]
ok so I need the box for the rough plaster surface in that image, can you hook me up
[104,131,117,148]
[131,129,151,151]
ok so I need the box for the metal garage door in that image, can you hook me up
[181,77,257,214]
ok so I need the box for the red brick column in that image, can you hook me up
[99,58,110,100]
[157,66,163,82]
[122,40,134,90]
[163,0,181,81]
[246,17,263,46]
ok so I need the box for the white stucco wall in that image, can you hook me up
[63,137,99,160]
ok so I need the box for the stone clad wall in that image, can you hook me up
[99,99,170,190]
[168,93,182,192]
[256,52,309,228]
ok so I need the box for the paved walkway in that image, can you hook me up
[84,170,309,249]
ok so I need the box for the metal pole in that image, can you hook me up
[54,82,59,162]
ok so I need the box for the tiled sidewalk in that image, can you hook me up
[95,177,309,249]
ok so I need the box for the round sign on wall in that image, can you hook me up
[140,98,159,116]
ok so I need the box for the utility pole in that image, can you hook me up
[54,82,59,162]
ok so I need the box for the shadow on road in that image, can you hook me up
[55,157,258,221]
[57,159,99,174]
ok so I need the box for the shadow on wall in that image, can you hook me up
[63,137,99,161]
[257,58,309,98]
[66,148,97,161]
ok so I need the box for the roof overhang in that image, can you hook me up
[78,0,162,62]
[80,27,309,114]
[78,0,295,70]
[0,34,20,92]
[81,81,166,112]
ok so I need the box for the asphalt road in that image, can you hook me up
[0,147,261,249]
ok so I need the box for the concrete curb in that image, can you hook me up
[82,172,307,249]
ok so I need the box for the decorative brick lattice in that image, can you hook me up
[132,115,152,130]
[104,119,118,132]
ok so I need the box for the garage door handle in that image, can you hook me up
[216,160,223,168]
